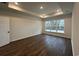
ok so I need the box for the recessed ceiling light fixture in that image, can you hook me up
[15,2,18,5]
[57,9,61,12]
[40,6,43,9]
[57,9,60,12]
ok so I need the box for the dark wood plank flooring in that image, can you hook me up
[0,34,73,56]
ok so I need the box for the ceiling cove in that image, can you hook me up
[8,2,74,18]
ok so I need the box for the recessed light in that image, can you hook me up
[57,9,62,12]
[40,6,43,9]
[15,2,18,5]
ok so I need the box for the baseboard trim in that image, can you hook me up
[10,34,42,43]
[42,33,71,39]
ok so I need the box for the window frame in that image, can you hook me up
[44,19,64,33]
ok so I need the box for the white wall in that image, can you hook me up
[72,3,79,56]
[42,15,72,38]
[64,16,72,38]
[0,16,10,47]
[0,7,42,42]
[10,17,42,41]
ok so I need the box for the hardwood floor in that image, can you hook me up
[0,34,72,56]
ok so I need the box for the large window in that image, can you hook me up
[45,19,64,33]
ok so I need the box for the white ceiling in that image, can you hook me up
[8,2,74,18]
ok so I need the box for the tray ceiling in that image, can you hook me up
[8,2,74,18]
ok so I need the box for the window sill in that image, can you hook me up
[45,31,65,34]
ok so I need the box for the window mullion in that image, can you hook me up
[56,20,57,32]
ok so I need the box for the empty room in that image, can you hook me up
[0,2,79,56]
